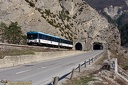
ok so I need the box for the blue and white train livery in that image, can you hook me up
[27,31,73,49]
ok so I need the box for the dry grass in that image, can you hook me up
[62,76,94,85]
[95,51,108,65]
[0,49,34,59]
[0,48,50,59]
[62,63,106,85]
[110,50,128,71]
[0,46,67,59]
[62,70,96,85]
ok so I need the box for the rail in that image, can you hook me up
[0,43,52,48]
[0,43,67,51]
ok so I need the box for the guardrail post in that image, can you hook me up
[88,59,91,65]
[70,69,75,80]
[53,76,59,85]
[78,64,81,72]
[84,61,86,68]
[92,58,93,63]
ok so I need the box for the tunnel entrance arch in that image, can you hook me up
[93,42,103,50]
[75,42,82,50]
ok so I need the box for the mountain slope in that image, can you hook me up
[0,0,120,50]
[85,0,128,46]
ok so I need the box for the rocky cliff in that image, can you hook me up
[85,0,128,46]
[0,0,120,50]
[85,0,128,20]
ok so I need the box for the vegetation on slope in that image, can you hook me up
[84,0,128,46]
[63,76,94,85]
[119,23,128,46]
[0,22,26,44]
[25,0,75,40]
[0,49,35,59]
[110,50,128,71]
[37,8,73,40]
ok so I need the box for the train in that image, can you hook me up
[27,31,73,49]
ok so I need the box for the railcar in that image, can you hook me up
[27,31,73,49]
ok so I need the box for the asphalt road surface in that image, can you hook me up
[0,50,103,85]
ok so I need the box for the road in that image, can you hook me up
[0,50,103,85]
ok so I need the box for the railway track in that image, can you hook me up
[0,43,68,51]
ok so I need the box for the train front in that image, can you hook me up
[27,32,39,45]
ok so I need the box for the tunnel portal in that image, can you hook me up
[93,42,103,50]
[75,43,82,50]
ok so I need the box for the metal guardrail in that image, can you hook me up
[48,51,104,85]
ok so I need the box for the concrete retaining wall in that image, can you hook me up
[0,51,84,68]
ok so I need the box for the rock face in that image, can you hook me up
[85,0,128,19]
[0,0,120,50]
[103,5,123,20]
[84,0,128,46]
[85,0,128,25]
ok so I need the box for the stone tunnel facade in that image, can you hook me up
[73,39,106,51]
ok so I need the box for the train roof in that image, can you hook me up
[27,31,72,41]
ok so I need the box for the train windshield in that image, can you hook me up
[27,34,38,39]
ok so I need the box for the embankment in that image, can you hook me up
[0,51,84,68]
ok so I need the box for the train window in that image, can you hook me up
[45,36,48,40]
[50,37,53,41]
[67,41,69,44]
[62,39,65,43]
[66,41,68,44]
[45,36,51,41]
[42,35,47,40]
[54,38,57,42]
[39,34,42,39]
[69,41,70,44]
[61,39,63,43]
[46,36,48,40]
[54,38,59,42]
[54,38,56,42]
[64,40,66,43]
[63,40,65,43]
[58,39,60,42]
[61,39,64,43]
[64,40,65,43]
[39,34,45,39]
[27,34,38,39]
[48,36,50,40]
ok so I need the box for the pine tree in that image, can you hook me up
[4,22,23,44]
[120,23,128,45]
[0,22,7,43]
